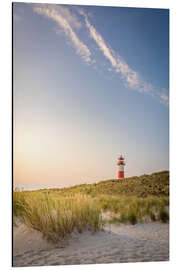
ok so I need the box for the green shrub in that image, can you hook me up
[128,212,137,225]
[159,209,169,223]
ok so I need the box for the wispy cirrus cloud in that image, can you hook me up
[33,4,92,63]
[33,4,169,107]
[79,9,143,90]
[78,9,169,106]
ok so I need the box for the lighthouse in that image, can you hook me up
[117,155,125,179]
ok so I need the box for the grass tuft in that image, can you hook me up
[13,192,103,242]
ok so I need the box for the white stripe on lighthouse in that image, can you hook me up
[120,164,124,171]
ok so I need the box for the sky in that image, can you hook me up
[13,2,169,190]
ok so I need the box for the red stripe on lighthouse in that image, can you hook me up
[118,171,124,179]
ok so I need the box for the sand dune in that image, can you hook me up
[13,222,169,267]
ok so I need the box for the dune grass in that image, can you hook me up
[97,194,169,224]
[13,171,169,240]
[13,189,28,222]
[55,171,169,197]
[13,192,103,242]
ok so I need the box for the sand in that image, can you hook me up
[13,222,169,267]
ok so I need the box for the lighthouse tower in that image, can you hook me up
[117,155,125,179]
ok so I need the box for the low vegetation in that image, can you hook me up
[56,170,169,197]
[13,192,103,242]
[13,171,169,241]
[98,194,169,224]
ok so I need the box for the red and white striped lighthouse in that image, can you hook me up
[117,155,125,179]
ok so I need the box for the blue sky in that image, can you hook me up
[13,3,169,189]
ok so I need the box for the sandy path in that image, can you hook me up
[13,222,169,267]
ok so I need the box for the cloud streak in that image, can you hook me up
[34,5,92,63]
[33,4,169,107]
[80,11,168,106]
[79,10,144,91]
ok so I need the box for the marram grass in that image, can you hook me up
[98,195,169,224]
[13,192,103,242]
[13,171,169,240]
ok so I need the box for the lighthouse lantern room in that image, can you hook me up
[117,155,125,179]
